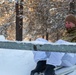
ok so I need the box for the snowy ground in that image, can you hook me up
[0,49,36,75]
[0,35,76,75]
[0,35,36,75]
[0,49,76,75]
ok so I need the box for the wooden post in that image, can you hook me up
[16,0,23,41]
[46,32,48,40]
[16,1,20,40]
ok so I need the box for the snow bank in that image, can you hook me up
[0,50,35,75]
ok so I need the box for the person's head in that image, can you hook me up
[65,14,76,32]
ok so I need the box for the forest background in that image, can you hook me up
[0,0,76,42]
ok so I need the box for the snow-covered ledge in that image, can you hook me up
[0,40,76,53]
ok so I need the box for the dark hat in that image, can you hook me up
[65,14,76,26]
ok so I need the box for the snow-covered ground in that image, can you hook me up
[0,35,76,75]
[1,49,76,75]
[0,35,36,75]
[0,49,36,75]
